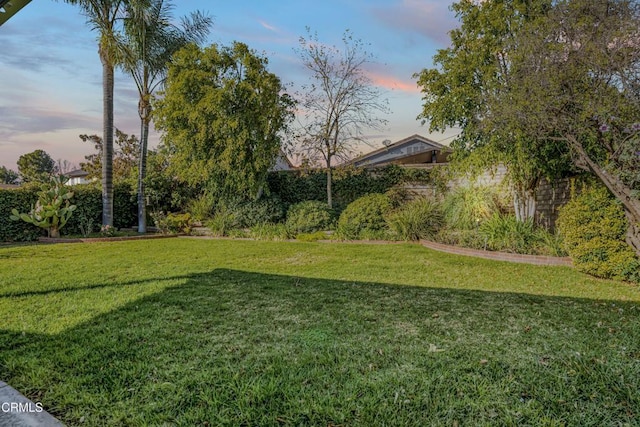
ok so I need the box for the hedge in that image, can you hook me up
[0,183,137,241]
[266,165,432,210]
[0,186,42,242]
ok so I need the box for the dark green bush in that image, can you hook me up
[0,188,42,241]
[386,198,443,241]
[557,185,639,282]
[267,165,432,209]
[336,193,393,240]
[217,196,285,228]
[0,183,137,241]
[286,201,333,234]
[64,183,137,235]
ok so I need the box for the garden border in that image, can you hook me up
[39,234,178,244]
[419,239,573,266]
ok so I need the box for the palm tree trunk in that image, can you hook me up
[137,113,149,233]
[102,56,114,227]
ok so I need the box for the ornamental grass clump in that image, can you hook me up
[442,185,502,230]
[386,197,443,241]
[10,175,77,238]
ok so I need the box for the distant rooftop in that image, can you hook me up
[0,0,32,26]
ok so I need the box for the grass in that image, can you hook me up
[1,238,639,425]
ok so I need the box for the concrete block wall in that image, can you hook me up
[399,165,575,231]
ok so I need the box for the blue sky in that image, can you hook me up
[0,0,461,170]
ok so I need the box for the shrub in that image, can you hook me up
[557,185,640,282]
[167,213,193,234]
[0,182,136,241]
[0,187,42,241]
[336,193,393,240]
[100,225,116,237]
[249,222,290,241]
[150,212,192,235]
[151,211,170,234]
[218,196,285,228]
[286,201,333,234]
[207,212,239,237]
[434,228,486,250]
[386,198,443,241]
[442,185,502,230]
[478,214,539,254]
[186,193,215,222]
[534,229,568,257]
[10,176,77,238]
[384,186,412,208]
[266,165,432,207]
[64,183,137,234]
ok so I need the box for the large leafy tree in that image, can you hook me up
[120,0,211,232]
[415,0,570,220]
[0,166,19,185]
[153,42,295,199]
[296,29,389,208]
[79,128,139,182]
[64,0,125,226]
[490,0,640,254]
[17,149,57,183]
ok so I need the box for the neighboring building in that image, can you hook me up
[66,169,91,186]
[349,134,451,168]
[0,0,32,26]
[271,150,295,171]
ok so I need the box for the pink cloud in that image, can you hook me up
[365,71,420,93]
[259,19,277,32]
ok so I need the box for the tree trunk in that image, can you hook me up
[101,57,114,227]
[137,96,150,233]
[49,226,60,239]
[566,135,640,255]
[326,155,333,209]
[513,188,536,222]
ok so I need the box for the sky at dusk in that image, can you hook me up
[0,0,462,171]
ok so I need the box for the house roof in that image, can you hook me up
[67,169,89,178]
[0,0,32,26]
[348,134,451,167]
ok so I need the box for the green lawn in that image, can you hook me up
[1,238,639,426]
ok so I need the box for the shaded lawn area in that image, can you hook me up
[0,239,639,426]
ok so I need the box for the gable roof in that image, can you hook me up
[349,134,450,167]
[0,0,32,26]
[67,169,90,178]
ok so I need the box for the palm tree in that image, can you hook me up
[121,0,211,232]
[64,0,126,227]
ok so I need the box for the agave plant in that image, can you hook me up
[10,176,77,238]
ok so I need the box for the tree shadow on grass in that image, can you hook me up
[1,269,639,426]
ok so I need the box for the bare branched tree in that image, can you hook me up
[295,28,389,208]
